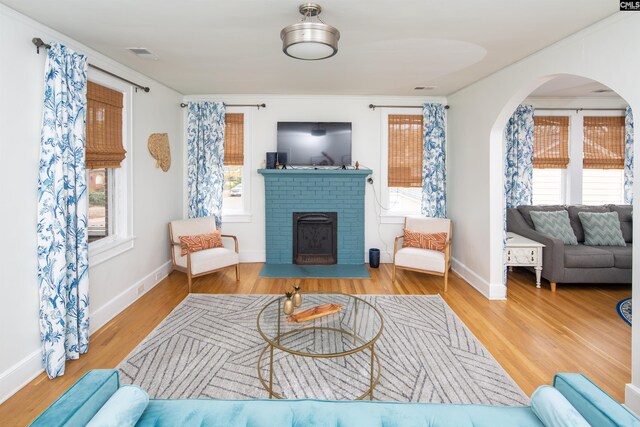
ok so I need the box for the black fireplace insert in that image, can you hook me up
[292,212,337,265]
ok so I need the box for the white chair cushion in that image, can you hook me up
[395,247,445,273]
[175,247,239,275]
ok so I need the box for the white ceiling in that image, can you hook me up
[2,0,619,96]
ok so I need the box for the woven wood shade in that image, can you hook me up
[224,113,244,165]
[583,116,625,169]
[388,114,423,187]
[533,116,569,169]
[86,81,126,169]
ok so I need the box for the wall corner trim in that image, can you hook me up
[625,383,640,418]
[451,257,507,300]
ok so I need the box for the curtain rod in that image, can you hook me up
[179,102,266,109]
[32,38,150,93]
[535,107,626,112]
[369,104,450,111]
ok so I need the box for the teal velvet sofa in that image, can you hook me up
[31,369,640,427]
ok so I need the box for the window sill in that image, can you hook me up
[222,213,252,223]
[89,236,135,267]
[379,212,419,224]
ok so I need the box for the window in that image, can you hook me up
[386,114,423,213]
[222,113,249,217]
[88,168,113,242]
[531,116,569,205]
[86,81,126,243]
[582,116,626,205]
[532,169,563,204]
[86,77,133,265]
[583,169,624,205]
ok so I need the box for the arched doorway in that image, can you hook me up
[489,73,634,404]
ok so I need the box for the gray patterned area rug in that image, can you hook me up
[117,294,529,406]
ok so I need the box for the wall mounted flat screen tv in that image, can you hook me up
[277,122,352,166]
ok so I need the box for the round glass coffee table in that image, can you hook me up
[256,292,383,400]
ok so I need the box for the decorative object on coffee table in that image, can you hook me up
[257,292,383,400]
[292,285,302,307]
[287,303,343,323]
[147,133,171,171]
[505,231,545,288]
[283,292,294,315]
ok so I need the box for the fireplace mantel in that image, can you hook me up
[258,168,372,265]
[257,168,372,177]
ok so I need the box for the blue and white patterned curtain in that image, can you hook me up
[624,106,634,205]
[37,43,89,378]
[187,102,226,228]
[504,105,534,209]
[421,103,447,218]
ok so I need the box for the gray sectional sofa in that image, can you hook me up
[507,204,632,291]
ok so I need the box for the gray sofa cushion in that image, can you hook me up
[563,245,614,268]
[530,210,578,245]
[517,205,567,229]
[567,205,610,243]
[607,205,633,243]
[578,212,626,246]
[598,245,633,268]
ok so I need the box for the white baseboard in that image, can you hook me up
[0,260,172,405]
[0,349,43,405]
[238,250,265,263]
[451,257,506,300]
[625,383,640,417]
[90,260,172,334]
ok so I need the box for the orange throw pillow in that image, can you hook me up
[402,229,448,252]
[179,230,224,256]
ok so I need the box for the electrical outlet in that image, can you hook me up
[137,285,144,296]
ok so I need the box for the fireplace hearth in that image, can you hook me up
[293,212,337,265]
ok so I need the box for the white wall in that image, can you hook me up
[446,13,640,412]
[0,5,184,403]
[182,95,447,264]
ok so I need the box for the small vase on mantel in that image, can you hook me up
[283,292,294,315]
[292,285,302,308]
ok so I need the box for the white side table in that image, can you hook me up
[505,232,545,288]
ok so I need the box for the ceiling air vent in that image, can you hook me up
[591,89,613,93]
[128,47,152,55]
[127,48,158,60]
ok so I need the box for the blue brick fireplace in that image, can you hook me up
[258,169,372,267]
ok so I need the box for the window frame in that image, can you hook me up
[379,109,424,223]
[222,106,252,223]
[86,71,135,267]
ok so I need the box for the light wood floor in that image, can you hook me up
[0,263,631,425]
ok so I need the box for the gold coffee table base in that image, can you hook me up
[256,326,382,400]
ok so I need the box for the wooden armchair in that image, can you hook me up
[393,216,452,292]
[169,217,240,292]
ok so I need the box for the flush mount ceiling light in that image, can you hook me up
[280,3,340,61]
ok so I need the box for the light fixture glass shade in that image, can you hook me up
[281,22,340,60]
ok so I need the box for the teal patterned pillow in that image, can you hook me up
[578,212,626,246]
[529,210,578,245]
